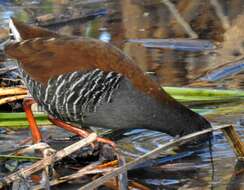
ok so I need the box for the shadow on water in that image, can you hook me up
[0,0,244,189]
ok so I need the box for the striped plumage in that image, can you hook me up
[20,67,122,123]
[5,19,211,139]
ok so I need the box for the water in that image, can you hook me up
[0,0,244,189]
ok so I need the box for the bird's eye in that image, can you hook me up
[9,29,15,40]
[9,34,15,40]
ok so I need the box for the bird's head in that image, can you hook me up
[7,18,59,43]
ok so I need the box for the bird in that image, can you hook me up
[4,18,211,146]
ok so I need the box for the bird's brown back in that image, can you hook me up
[5,25,175,104]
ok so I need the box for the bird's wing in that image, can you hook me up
[5,37,170,102]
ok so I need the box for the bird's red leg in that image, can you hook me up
[48,116,116,148]
[23,98,116,147]
[23,98,42,143]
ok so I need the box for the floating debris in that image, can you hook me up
[200,58,244,81]
[37,8,108,29]
[128,38,216,52]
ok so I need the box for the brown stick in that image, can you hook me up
[0,133,97,189]
[78,125,232,190]
[96,160,118,169]
[221,125,244,159]
[0,95,27,105]
[129,181,151,190]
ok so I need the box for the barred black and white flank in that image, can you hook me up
[19,67,122,124]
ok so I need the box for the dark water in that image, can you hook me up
[0,0,244,189]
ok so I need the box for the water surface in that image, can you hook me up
[0,0,244,189]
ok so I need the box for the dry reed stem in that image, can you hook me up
[0,94,27,105]
[0,133,97,189]
[33,165,114,190]
[161,0,198,38]
[60,162,102,181]
[15,143,51,155]
[34,160,119,189]
[210,0,230,30]
[221,125,244,159]
[0,87,27,96]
